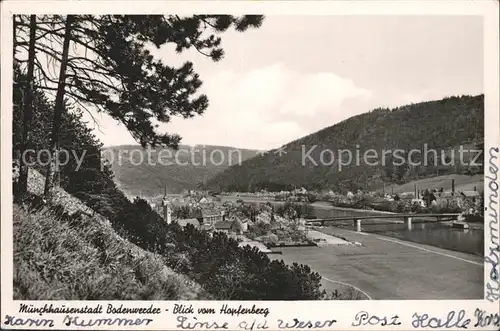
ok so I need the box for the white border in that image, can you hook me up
[1,1,499,330]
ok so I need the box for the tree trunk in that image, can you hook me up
[17,15,37,198]
[44,15,74,199]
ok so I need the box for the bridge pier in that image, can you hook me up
[405,216,412,231]
[354,219,361,232]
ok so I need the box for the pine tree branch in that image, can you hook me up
[66,73,121,93]
[67,57,124,88]
[33,58,59,85]
[35,27,66,41]
[34,44,62,61]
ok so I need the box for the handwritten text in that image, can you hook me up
[474,308,500,328]
[351,311,401,327]
[4,315,54,328]
[277,318,337,329]
[412,310,470,329]
[486,147,500,302]
[176,316,229,330]
[63,315,153,327]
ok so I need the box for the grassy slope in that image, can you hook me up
[13,169,207,300]
[103,144,260,196]
[377,174,484,194]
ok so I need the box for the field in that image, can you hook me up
[377,174,483,194]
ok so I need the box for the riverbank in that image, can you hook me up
[222,196,396,215]
[223,196,484,225]
[311,201,396,215]
[223,195,484,254]
[306,229,353,246]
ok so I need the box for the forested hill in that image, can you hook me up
[206,95,484,193]
[103,145,260,196]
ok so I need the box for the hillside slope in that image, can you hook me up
[207,95,484,192]
[378,174,484,195]
[103,145,260,196]
[14,169,207,300]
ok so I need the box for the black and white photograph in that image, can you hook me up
[2,1,500,329]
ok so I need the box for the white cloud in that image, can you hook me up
[162,63,373,150]
[91,64,373,150]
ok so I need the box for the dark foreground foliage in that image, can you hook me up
[13,71,327,300]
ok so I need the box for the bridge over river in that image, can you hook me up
[305,213,463,230]
[223,196,485,299]
[222,196,483,255]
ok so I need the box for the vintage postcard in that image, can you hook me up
[1,0,499,330]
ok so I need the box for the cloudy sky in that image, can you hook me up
[88,15,483,150]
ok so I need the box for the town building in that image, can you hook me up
[195,207,225,224]
[214,220,235,234]
[460,190,480,200]
[398,192,415,200]
[198,197,210,204]
[177,218,201,229]
[460,190,481,214]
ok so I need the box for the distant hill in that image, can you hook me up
[206,95,484,193]
[103,145,261,196]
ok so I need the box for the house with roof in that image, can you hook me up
[422,190,437,207]
[384,194,394,201]
[232,218,248,234]
[394,192,413,204]
[398,192,415,200]
[435,191,463,209]
[169,196,186,206]
[256,211,272,224]
[460,190,481,214]
[200,223,214,232]
[214,220,236,234]
[460,190,480,200]
[293,187,308,195]
[198,196,211,204]
[194,207,225,225]
[176,218,201,229]
[395,192,426,207]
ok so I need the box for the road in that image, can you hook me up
[273,227,484,300]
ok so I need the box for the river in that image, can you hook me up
[222,196,484,256]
